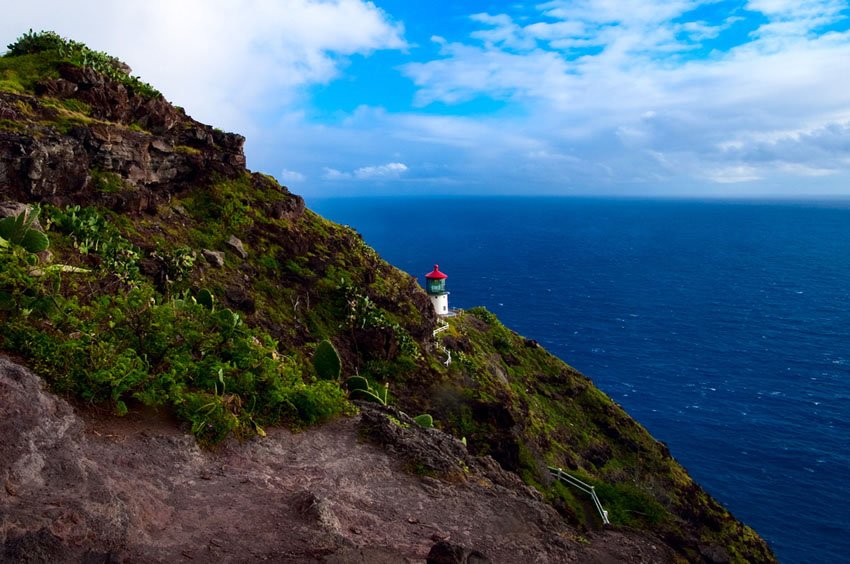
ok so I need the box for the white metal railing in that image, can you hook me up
[433,321,452,365]
[548,466,610,525]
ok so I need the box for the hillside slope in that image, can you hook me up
[0,33,774,562]
[2,356,674,563]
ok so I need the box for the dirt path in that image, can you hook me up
[1,357,672,563]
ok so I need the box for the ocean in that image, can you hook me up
[310,196,850,563]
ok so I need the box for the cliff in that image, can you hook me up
[0,32,775,563]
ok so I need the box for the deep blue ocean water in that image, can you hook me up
[310,196,850,563]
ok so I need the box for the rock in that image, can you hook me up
[270,195,305,221]
[202,249,225,268]
[0,357,130,561]
[226,235,247,259]
[35,77,79,98]
[426,540,491,564]
[0,68,247,205]
[358,403,527,491]
[700,543,731,563]
[294,491,341,534]
[3,528,68,564]
[225,285,255,314]
[0,356,676,563]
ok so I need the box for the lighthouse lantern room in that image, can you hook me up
[425,264,449,316]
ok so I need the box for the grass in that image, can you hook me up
[91,169,125,193]
[0,50,61,93]
[0,118,26,132]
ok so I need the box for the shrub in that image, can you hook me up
[595,482,668,527]
[47,205,141,285]
[1,206,353,445]
[4,30,160,98]
[5,29,65,56]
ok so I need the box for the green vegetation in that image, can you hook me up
[91,169,125,193]
[345,375,389,406]
[0,205,352,446]
[182,175,255,241]
[413,413,434,428]
[595,481,667,528]
[3,30,160,97]
[0,49,60,93]
[174,145,201,155]
[313,339,341,380]
[49,205,142,285]
[0,208,49,253]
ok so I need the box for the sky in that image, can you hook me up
[3,0,850,197]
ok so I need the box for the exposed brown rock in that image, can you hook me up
[226,234,247,258]
[202,249,225,268]
[0,356,674,563]
[427,540,491,564]
[0,64,245,209]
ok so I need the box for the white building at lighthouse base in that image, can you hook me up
[429,292,449,316]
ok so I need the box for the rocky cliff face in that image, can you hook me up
[1,62,245,211]
[0,35,775,563]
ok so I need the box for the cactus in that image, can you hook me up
[345,375,370,393]
[344,376,388,406]
[0,208,49,254]
[313,339,342,380]
[216,307,241,330]
[413,414,434,428]
[197,288,215,310]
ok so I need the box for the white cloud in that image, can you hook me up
[0,0,405,133]
[396,1,850,193]
[405,40,572,107]
[354,162,409,179]
[322,167,352,180]
[281,168,306,183]
[704,165,763,184]
[320,162,409,181]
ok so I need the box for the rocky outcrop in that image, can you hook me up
[0,357,674,563]
[0,63,245,208]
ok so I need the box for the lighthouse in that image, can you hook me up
[425,264,449,316]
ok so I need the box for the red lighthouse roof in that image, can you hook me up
[425,264,448,280]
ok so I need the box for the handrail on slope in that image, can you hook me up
[548,466,610,525]
[433,321,451,366]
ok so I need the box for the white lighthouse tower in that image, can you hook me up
[425,264,449,316]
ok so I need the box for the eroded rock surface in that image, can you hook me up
[0,357,672,563]
[0,61,246,208]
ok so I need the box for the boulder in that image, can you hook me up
[226,235,247,258]
[202,249,225,268]
[427,540,491,564]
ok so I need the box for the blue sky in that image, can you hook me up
[4,1,850,197]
